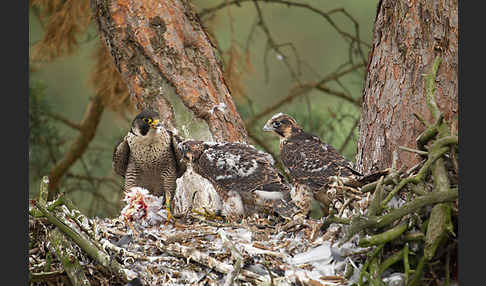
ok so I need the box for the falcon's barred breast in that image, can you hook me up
[263,113,359,216]
[179,140,299,221]
[112,109,186,220]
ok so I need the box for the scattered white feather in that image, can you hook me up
[231,228,253,242]
[123,269,139,281]
[288,237,368,284]
[180,270,204,284]
[382,273,406,286]
[254,190,284,201]
[292,242,332,265]
[331,240,369,260]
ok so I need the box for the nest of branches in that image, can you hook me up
[29,180,350,286]
[28,115,458,286]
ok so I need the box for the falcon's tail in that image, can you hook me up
[357,168,391,185]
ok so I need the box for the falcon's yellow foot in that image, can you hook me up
[165,207,174,225]
[164,195,175,225]
[191,208,224,221]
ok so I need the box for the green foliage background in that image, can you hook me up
[29,0,379,217]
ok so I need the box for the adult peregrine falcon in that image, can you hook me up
[113,109,186,221]
[179,140,299,221]
[263,113,360,216]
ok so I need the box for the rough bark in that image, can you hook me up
[90,0,248,142]
[356,0,458,174]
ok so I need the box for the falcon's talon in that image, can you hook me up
[164,211,174,225]
[191,209,224,221]
[164,195,175,225]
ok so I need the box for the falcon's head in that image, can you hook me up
[263,113,302,139]
[179,140,206,163]
[131,109,161,136]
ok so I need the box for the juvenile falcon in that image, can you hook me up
[179,140,300,221]
[263,113,360,216]
[113,109,186,221]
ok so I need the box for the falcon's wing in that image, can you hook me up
[112,136,130,178]
[281,133,354,188]
[168,129,187,178]
[197,143,281,193]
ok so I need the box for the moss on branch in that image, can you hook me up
[49,228,91,286]
[358,223,408,247]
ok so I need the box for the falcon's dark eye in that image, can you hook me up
[143,118,152,124]
[273,121,281,128]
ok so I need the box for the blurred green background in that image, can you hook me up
[29,0,379,218]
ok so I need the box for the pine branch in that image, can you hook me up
[32,201,129,282]
[44,111,83,131]
[47,93,105,199]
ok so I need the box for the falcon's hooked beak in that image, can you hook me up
[149,119,160,128]
[263,118,288,138]
[263,121,275,132]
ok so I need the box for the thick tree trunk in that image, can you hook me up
[90,0,247,142]
[356,0,458,174]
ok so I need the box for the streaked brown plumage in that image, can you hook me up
[113,109,186,220]
[263,113,359,216]
[179,140,299,221]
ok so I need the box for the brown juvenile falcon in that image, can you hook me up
[113,109,186,221]
[263,113,361,216]
[178,140,300,221]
